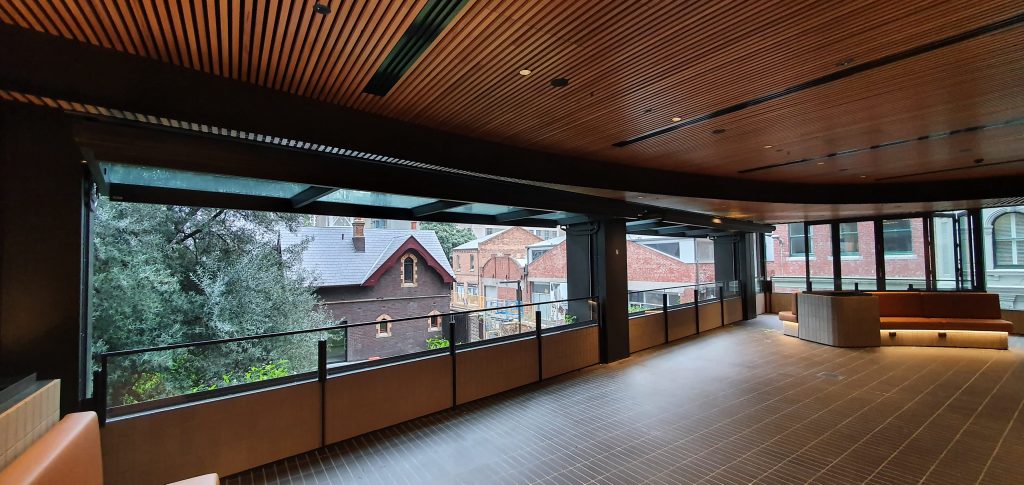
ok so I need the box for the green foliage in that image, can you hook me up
[419,222,475,258]
[564,313,577,324]
[426,336,450,350]
[628,304,646,314]
[91,199,337,404]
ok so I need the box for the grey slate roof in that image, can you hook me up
[279,226,454,287]
[452,228,509,250]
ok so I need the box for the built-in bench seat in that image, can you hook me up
[777,293,799,337]
[869,291,1012,349]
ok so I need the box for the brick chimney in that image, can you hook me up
[410,221,418,230]
[352,218,366,252]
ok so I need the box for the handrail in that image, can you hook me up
[102,296,596,359]
[626,280,736,295]
[94,295,599,425]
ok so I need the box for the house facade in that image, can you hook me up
[451,227,542,308]
[280,219,455,361]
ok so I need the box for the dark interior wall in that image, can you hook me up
[714,237,737,283]
[0,104,86,413]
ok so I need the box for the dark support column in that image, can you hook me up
[0,104,87,414]
[567,219,628,363]
[735,234,758,320]
[830,224,842,290]
[804,223,812,291]
[713,237,737,283]
[969,209,986,291]
[874,220,887,290]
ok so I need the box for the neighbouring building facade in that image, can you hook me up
[451,227,543,308]
[280,219,455,361]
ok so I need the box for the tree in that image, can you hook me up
[91,199,336,405]
[419,222,475,258]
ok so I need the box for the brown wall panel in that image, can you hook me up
[541,326,599,379]
[455,339,538,405]
[628,313,666,353]
[770,293,794,313]
[667,307,697,341]
[324,355,452,444]
[101,382,320,485]
[725,298,744,324]
[698,301,723,332]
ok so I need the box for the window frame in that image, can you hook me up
[788,224,813,257]
[427,310,443,332]
[375,314,392,338]
[400,253,418,287]
[882,219,914,255]
[838,222,859,256]
[993,212,1024,268]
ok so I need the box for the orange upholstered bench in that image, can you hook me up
[869,292,1012,349]
[0,411,219,485]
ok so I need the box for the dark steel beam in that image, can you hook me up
[290,186,336,208]
[1,24,1020,207]
[411,200,468,217]
[655,225,702,235]
[495,209,549,222]
[625,220,670,232]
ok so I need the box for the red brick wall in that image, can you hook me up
[529,240,710,284]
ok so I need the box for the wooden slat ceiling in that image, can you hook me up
[1,0,1022,188]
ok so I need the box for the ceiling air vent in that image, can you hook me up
[363,0,469,96]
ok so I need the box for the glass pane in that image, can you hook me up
[766,223,807,293]
[983,207,1024,309]
[883,218,926,290]
[932,214,961,290]
[102,162,308,198]
[319,188,434,208]
[839,221,876,290]
[809,224,833,291]
[446,203,519,215]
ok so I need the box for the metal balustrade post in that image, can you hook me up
[694,287,701,335]
[719,285,725,327]
[662,293,669,343]
[535,310,543,382]
[449,316,457,408]
[93,354,108,427]
[317,339,327,448]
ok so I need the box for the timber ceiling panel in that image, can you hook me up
[1,0,1022,189]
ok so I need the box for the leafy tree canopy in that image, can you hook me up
[419,222,475,258]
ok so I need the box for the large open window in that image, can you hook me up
[766,223,807,293]
[882,218,926,290]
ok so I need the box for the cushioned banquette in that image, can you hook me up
[0,411,218,485]
[868,291,1013,332]
[778,292,798,324]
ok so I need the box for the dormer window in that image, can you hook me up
[401,253,418,287]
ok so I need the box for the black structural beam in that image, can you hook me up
[2,24,1021,206]
[654,225,701,235]
[411,200,468,217]
[495,209,549,222]
[291,186,337,208]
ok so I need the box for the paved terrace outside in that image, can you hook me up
[227,316,1024,485]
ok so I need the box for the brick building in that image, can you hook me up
[527,238,716,306]
[766,219,927,292]
[451,227,543,306]
[280,219,454,361]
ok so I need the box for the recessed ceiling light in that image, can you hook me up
[671,117,682,122]
[817,162,825,165]
[313,3,330,14]
[637,196,644,199]
[835,58,854,67]
[859,175,867,178]
[763,145,773,148]
[712,128,726,135]
[974,158,985,164]
[711,217,722,224]
[518,69,532,76]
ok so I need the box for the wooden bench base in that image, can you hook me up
[880,329,1008,350]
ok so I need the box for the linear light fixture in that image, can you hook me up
[363,0,469,96]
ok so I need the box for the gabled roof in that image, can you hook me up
[280,227,455,287]
[528,236,565,249]
[452,228,509,250]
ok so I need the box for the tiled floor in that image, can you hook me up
[226,316,1024,484]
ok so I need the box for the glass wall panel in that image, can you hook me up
[765,223,807,293]
[983,206,1024,310]
[882,218,927,290]
[839,221,877,290]
[808,224,833,291]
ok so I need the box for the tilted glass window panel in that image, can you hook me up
[993,212,1024,267]
[447,203,520,215]
[102,162,309,198]
[319,189,434,208]
[883,219,913,253]
[839,222,859,255]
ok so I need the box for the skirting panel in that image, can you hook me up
[698,301,722,332]
[667,307,697,341]
[541,326,599,379]
[325,355,452,444]
[629,313,666,353]
[724,298,743,324]
[102,381,320,485]
[456,339,538,405]
[756,292,765,315]
[881,330,1008,350]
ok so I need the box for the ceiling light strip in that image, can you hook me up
[611,12,1024,147]
[875,158,1024,181]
